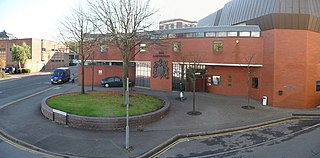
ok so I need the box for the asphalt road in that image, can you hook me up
[159,119,320,158]
[0,66,78,158]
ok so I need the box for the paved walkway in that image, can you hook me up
[0,83,319,158]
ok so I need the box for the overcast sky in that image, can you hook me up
[0,0,231,42]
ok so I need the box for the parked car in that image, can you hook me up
[101,76,134,88]
[51,67,70,84]
[4,67,15,74]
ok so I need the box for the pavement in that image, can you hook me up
[0,74,320,158]
[0,71,52,80]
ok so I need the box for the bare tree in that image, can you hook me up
[88,0,156,95]
[59,4,96,94]
[242,55,255,110]
[174,54,204,115]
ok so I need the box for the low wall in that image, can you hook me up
[40,92,170,130]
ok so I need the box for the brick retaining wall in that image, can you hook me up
[40,92,170,130]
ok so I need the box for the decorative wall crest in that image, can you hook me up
[153,59,169,79]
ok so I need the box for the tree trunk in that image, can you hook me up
[247,71,250,108]
[18,61,21,73]
[192,78,196,112]
[123,53,129,105]
[81,58,85,94]
[91,53,94,91]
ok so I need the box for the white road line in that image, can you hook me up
[0,86,58,110]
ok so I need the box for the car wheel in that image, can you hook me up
[105,84,109,88]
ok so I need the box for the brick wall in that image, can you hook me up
[41,93,170,130]
[78,66,136,86]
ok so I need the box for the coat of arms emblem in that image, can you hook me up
[153,59,169,79]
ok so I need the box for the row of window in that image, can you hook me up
[171,41,224,53]
[151,31,260,40]
[51,60,65,62]
[0,48,6,51]
[42,48,61,51]
[99,41,225,54]
[209,75,259,89]
[86,61,135,67]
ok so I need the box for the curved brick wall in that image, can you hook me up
[41,92,170,130]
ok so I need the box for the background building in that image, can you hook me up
[0,30,69,72]
[81,0,320,109]
[159,19,197,30]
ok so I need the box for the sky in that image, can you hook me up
[0,0,231,42]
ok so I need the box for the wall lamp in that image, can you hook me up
[236,40,240,44]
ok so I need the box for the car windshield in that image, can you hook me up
[53,71,63,77]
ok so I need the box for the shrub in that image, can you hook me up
[22,68,31,73]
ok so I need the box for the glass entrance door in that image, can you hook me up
[135,62,151,88]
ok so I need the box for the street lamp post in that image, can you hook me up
[125,42,145,150]
[125,77,130,149]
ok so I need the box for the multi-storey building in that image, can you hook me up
[81,0,320,109]
[159,19,197,30]
[0,30,69,72]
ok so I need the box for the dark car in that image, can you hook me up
[101,76,134,88]
[4,67,15,74]
[101,76,123,87]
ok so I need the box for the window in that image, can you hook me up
[227,32,238,37]
[170,24,174,29]
[213,41,223,52]
[212,75,220,86]
[186,33,196,38]
[168,34,176,38]
[251,32,260,37]
[112,62,123,66]
[316,81,320,92]
[172,42,181,52]
[239,32,251,37]
[252,78,259,89]
[196,32,205,38]
[159,34,168,39]
[41,48,46,51]
[205,32,215,37]
[100,45,108,53]
[216,32,227,37]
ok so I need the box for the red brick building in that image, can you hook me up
[81,0,320,109]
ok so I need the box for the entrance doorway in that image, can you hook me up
[172,63,206,92]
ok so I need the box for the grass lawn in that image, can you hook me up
[46,92,163,117]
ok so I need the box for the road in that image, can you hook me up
[0,66,78,158]
[158,119,320,158]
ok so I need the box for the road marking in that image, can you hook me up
[0,134,57,158]
[150,118,320,158]
[0,86,58,110]
[53,86,61,90]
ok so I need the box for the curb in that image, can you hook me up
[292,113,320,117]
[137,115,320,158]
